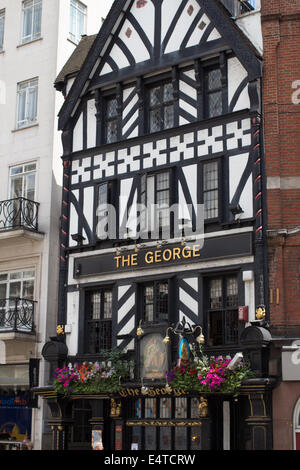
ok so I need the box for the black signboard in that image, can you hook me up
[74,232,252,278]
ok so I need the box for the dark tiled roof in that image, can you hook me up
[55,34,97,87]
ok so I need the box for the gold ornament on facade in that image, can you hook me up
[198,397,208,418]
[110,399,122,417]
[56,324,65,335]
[256,306,266,320]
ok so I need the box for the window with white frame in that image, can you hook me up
[0,10,5,52]
[21,0,42,44]
[16,79,38,129]
[9,163,36,201]
[0,270,35,301]
[69,0,87,44]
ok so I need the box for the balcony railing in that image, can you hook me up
[0,197,39,232]
[0,298,36,333]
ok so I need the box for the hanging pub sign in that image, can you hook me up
[73,232,252,278]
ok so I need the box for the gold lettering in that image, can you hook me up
[114,256,122,268]
[173,247,181,260]
[119,389,128,397]
[122,255,131,267]
[131,253,138,266]
[145,251,154,264]
[182,246,192,258]
[155,250,162,263]
[162,249,172,262]
[148,387,156,397]
[193,244,200,257]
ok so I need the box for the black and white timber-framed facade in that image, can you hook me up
[38,0,275,451]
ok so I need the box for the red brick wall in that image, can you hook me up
[261,1,300,332]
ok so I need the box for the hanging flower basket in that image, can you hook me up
[165,351,254,396]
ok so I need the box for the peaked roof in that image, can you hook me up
[55,34,97,89]
[57,0,262,131]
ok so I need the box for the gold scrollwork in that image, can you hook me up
[56,325,65,336]
[110,399,122,417]
[198,397,208,418]
[126,420,202,427]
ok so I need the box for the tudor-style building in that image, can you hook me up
[38,0,274,451]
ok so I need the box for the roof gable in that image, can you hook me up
[57,0,262,130]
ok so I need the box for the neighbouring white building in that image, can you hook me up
[0,0,114,450]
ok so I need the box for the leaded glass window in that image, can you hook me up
[148,82,174,133]
[105,97,119,143]
[142,281,169,323]
[203,161,219,219]
[207,275,239,346]
[205,68,223,118]
[86,289,112,353]
[140,171,171,232]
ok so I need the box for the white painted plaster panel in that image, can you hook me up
[87,99,97,148]
[69,189,79,247]
[66,291,79,356]
[131,0,155,46]
[73,113,83,152]
[164,0,201,54]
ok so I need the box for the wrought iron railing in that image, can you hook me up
[0,298,36,333]
[0,197,39,232]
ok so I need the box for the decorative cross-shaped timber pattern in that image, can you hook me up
[70,117,251,186]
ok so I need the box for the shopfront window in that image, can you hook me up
[85,288,112,354]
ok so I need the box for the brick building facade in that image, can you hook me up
[261,0,300,450]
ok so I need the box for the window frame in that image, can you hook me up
[140,279,170,324]
[21,0,42,45]
[204,66,223,119]
[201,159,221,222]
[0,10,5,52]
[0,269,35,301]
[16,78,38,129]
[139,169,172,238]
[84,287,113,354]
[69,0,87,45]
[9,162,37,201]
[145,79,175,134]
[205,273,240,347]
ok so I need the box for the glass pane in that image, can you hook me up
[136,398,142,418]
[145,427,156,450]
[107,98,118,118]
[150,109,161,133]
[208,310,223,346]
[0,13,4,50]
[208,91,222,118]
[164,105,174,129]
[225,310,238,344]
[0,284,7,299]
[160,427,171,450]
[27,85,38,122]
[191,397,199,418]
[10,176,23,198]
[144,286,154,322]
[17,90,26,125]
[0,274,7,282]
[24,163,36,172]
[160,398,172,418]
[209,279,222,309]
[10,272,22,280]
[204,162,218,191]
[91,291,101,320]
[32,2,42,37]
[23,270,35,279]
[25,173,36,200]
[208,69,222,91]
[98,183,108,207]
[23,280,34,299]
[9,282,21,298]
[204,189,218,219]
[103,290,112,319]
[144,398,156,418]
[156,172,169,191]
[175,398,187,418]
[10,166,23,176]
[163,83,173,102]
[107,120,118,143]
[175,427,187,450]
[150,86,160,107]
[22,6,33,41]
[131,427,142,450]
[157,282,168,321]
[226,277,238,306]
